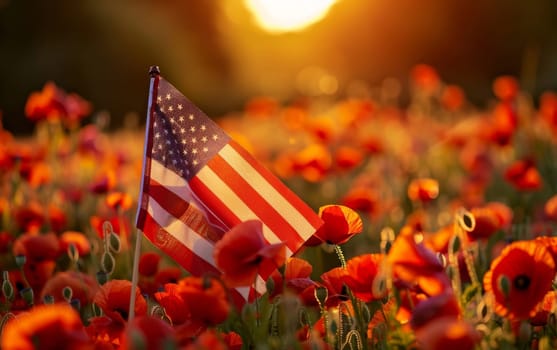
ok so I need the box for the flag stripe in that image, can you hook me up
[191,166,293,256]
[206,151,305,252]
[227,141,322,231]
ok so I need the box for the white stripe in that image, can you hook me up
[196,165,293,257]
[219,144,316,239]
[147,196,217,267]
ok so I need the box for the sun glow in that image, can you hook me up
[244,0,338,33]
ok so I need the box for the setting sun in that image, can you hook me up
[243,0,339,33]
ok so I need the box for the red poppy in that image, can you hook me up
[120,315,177,350]
[306,205,363,246]
[407,178,439,203]
[40,271,99,305]
[483,240,555,320]
[342,254,386,302]
[0,303,91,349]
[544,194,557,221]
[305,117,335,143]
[504,158,542,191]
[269,257,316,299]
[176,276,230,329]
[138,252,161,277]
[182,329,229,350]
[94,279,148,324]
[320,267,348,306]
[530,290,556,326]
[12,232,60,262]
[244,96,279,118]
[340,186,381,219]
[539,91,557,134]
[410,292,461,330]
[415,316,480,350]
[154,283,190,325]
[89,170,117,194]
[63,92,92,127]
[387,226,450,296]
[25,162,52,188]
[0,231,14,253]
[155,267,183,286]
[487,102,518,146]
[13,202,45,232]
[90,215,131,239]
[214,220,286,287]
[24,81,67,122]
[466,206,502,241]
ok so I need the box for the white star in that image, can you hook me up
[212,134,219,141]
[168,106,174,112]
[155,132,160,139]
[190,126,196,133]
[180,128,186,134]
[201,136,208,142]
[189,114,194,120]
[166,93,171,100]
[191,137,197,144]
[157,96,162,102]
[177,104,183,110]
[179,116,185,122]
[200,125,206,131]
[203,147,209,153]
[193,159,199,166]
[192,148,198,154]
[182,149,188,155]
[181,139,187,144]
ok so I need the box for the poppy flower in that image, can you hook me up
[407,178,439,204]
[504,158,542,191]
[12,232,60,262]
[466,206,503,241]
[59,231,91,256]
[155,266,183,286]
[63,92,92,127]
[306,205,363,246]
[341,254,386,302]
[13,202,45,232]
[291,144,332,182]
[387,226,450,296]
[305,117,335,143]
[182,329,230,350]
[529,290,556,326]
[544,194,557,221]
[24,81,67,122]
[89,170,117,194]
[320,267,349,306]
[138,252,161,277]
[94,279,147,324]
[540,91,557,134]
[40,271,99,305]
[483,240,555,320]
[244,96,279,119]
[410,292,461,330]
[410,64,441,94]
[493,75,519,102]
[340,186,381,219]
[0,303,91,349]
[415,316,480,350]
[90,215,131,239]
[0,231,14,253]
[105,191,133,212]
[334,146,364,171]
[176,276,230,329]
[214,220,286,287]
[154,283,190,325]
[487,102,517,146]
[441,85,465,111]
[269,257,316,299]
[120,315,177,350]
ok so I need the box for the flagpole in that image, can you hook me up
[129,66,160,322]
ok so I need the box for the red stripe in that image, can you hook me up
[188,175,241,229]
[206,153,305,252]
[228,141,322,231]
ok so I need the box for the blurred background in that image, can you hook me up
[1,0,556,134]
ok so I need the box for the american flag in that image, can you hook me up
[135,67,322,301]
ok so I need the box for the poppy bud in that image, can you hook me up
[101,252,115,275]
[314,286,328,308]
[380,227,395,254]
[20,287,34,306]
[109,232,121,254]
[96,271,109,285]
[15,255,26,268]
[62,286,73,302]
[2,277,14,302]
[457,209,476,232]
[67,242,79,263]
[92,301,102,316]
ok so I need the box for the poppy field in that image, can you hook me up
[2,64,557,349]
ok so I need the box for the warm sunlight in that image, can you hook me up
[243,0,339,33]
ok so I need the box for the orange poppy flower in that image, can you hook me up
[182,329,230,350]
[387,226,450,296]
[540,91,557,134]
[544,194,557,221]
[340,186,381,219]
[466,206,502,241]
[94,279,147,324]
[176,276,230,328]
[90,215,131,239]
[40,271,99,305]
[334,145,364,171]
[305,117,335,143]
[138,252,161,277]
[244,96,279,119]
[410,292,461,330]
[407,178,439,203]
[415,316,480,350]
[291,144,332,182]
[89,170,117,194]
[530,290,556,326]
[410,64,441,93]
[120,315,177,350]
[342,254,386,302]
[483,241,555,320]
[106,191,133,212]
[306,205,363,246]
[493,75,519,102]
[441,85,465,111]
[487,102,517,146]
[214,220,286,287]
[504,158,542,191]
[535,236,557,265]
[25,162,52,188]
[0,303,91,349]
[269,257,316,299]
[60,231,91,256]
